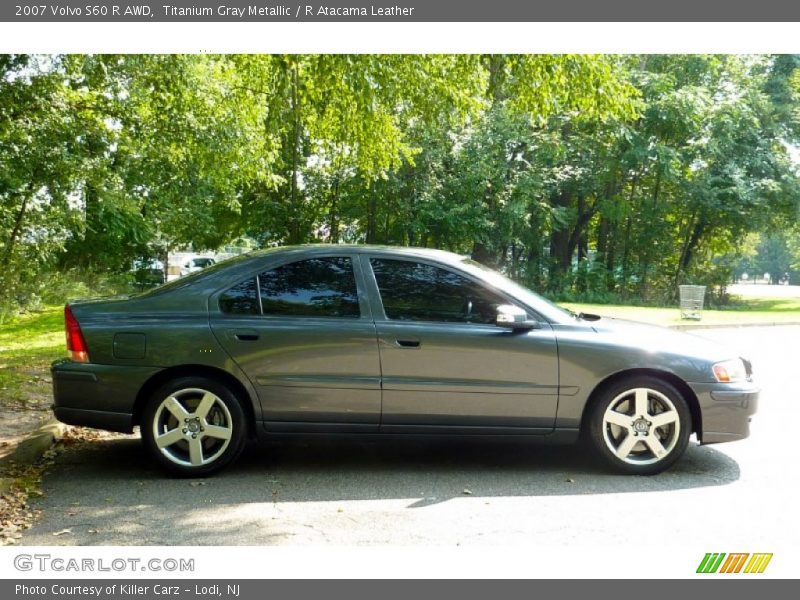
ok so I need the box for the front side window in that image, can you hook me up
[370,258,510,324]
[258,257,360,318]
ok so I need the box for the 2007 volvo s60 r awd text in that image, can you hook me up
[51,245,759,476]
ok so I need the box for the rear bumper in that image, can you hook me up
[51,359,162,433]
[53,406,134,433]
[688,380,759,444]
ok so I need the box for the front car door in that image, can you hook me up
[209,254,381,431]
[363,255,559,433]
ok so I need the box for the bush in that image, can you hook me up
[0,268,136,323]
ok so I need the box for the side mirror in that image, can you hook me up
[495,305,539,330]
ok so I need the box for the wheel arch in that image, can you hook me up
[133,365,258,438]
[580,368,701,436]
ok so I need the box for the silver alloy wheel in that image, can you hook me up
[151,387,234,467]
[601,387,681,465]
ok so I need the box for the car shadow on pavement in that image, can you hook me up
[259,436,740,496]
[21,435,740,545]
[47,434,740,499]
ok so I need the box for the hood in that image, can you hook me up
[587,317,740,363]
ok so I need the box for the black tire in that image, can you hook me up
[586,376,692,475]
[141,376,247,477]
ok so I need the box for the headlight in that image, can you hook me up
[712,358,747,383]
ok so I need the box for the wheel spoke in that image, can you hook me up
[645,434,667,458]
[634,388,649,417]
[194,392,217,419]
[605,410,633,428]
[615,432,639,459]
[636,388,650,417]
[203,424,232,441]
[650,410,678,429]
[188,437,204,466]
[164,396,190,421]
[155,428,183,449]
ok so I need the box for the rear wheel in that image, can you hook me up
[586,376,691,475]
[141,377,247,476]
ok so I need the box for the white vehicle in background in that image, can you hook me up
[180,256,216,276]
[167,247,247,281]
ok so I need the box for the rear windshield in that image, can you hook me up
[138,253,253,297]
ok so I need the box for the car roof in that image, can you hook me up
[245,244,468,264]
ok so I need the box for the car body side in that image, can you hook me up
[51,246,758,446]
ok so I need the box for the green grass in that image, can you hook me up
[0,307,65,408]
[725,297,800,312]
[562,295,800,328]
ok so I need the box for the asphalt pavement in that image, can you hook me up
[19,326,799,546]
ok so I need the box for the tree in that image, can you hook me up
[2,53,799,314]
[755,233,793,284]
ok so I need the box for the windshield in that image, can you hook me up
[458,258,575,323]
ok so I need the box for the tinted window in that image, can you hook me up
[219,277,260,315]
[259,257,360,318]
[371,259,509,324]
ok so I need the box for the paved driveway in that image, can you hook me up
[20,326,799,546]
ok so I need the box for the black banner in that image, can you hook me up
[3,580,798,599]
[3,0,800,22]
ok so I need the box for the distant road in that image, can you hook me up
[728,283,800,298]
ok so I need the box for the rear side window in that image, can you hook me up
[258,257,360,318]
[219,277,259,315]
[370,258,508,324]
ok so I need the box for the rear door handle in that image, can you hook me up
[395,339,420,348]
[228,329,259,342]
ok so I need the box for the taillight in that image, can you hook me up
[64,304,89,363]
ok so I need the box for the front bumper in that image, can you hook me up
[51,359,162,433]
[688,380,759,444]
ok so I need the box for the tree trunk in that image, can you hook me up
[328,174,340,243]
[619,175,641,292]
[596,215,608,262]
[637,167,662,298]
[547,190,573,288]
[566,194,595,262]
[366,196,377,244]
[527,246,542,289]
[2,191,30,266]
[485,54,506,104]
[681,220,706,272]
[675,214,706,285]
[471,242,495,266]
[526,211,543,288]
[549,229,571,287]
[288,63,302,244]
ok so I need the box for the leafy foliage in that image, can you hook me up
[1,53,798,315]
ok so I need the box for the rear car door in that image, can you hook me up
[209,254,381,431]
[365,256,559,433]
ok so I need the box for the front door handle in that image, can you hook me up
[395,339,421,348]
[235,333,259,341]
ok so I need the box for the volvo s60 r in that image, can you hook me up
[52,245,759,476]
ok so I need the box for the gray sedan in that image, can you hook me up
[51,245,759,476]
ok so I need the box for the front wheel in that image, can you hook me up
[141,377,247,477]
[586,377,692,475]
